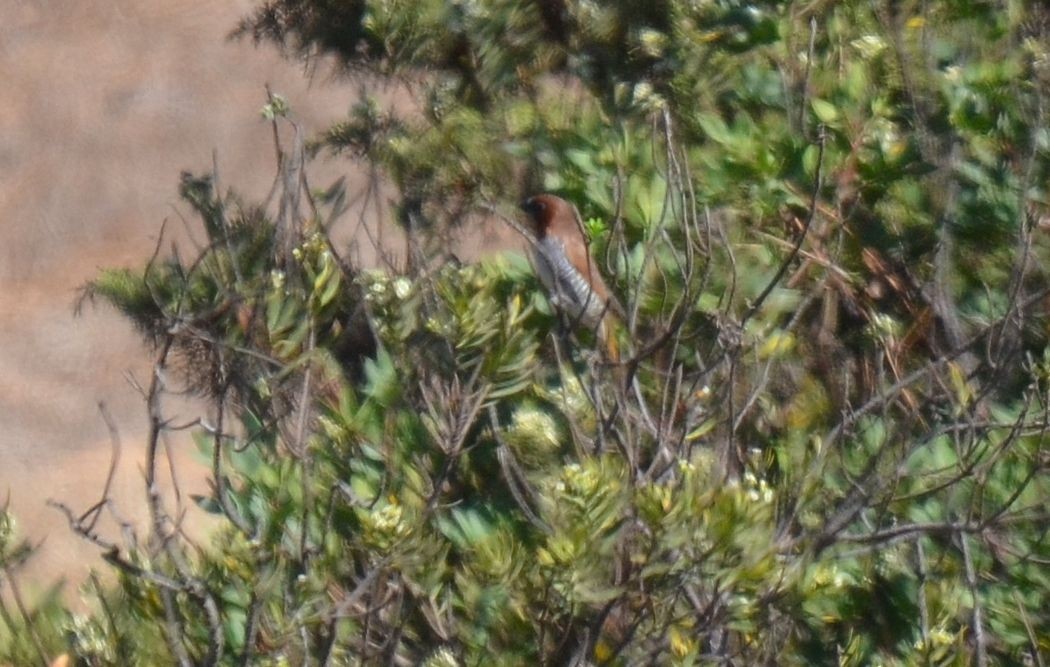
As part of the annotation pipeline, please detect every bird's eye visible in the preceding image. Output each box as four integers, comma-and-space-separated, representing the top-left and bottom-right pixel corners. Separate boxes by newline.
520, 197, 547, 217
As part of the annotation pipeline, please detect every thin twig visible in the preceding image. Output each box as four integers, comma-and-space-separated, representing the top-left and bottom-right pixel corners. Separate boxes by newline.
960, 531, 988, 667
1012, 589, 1045, 667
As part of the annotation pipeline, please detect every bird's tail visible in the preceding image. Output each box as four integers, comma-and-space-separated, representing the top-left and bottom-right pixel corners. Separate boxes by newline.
598, 312, 622, 363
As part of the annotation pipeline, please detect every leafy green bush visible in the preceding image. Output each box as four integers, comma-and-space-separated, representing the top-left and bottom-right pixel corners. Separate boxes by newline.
4, 1, 1050, 665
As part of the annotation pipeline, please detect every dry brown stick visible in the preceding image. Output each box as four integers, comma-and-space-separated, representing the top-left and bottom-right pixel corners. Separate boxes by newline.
142, 337, 225, 666
69, 402, 123, 534
960, 531, 988, 666
1013, 588, 1045, 667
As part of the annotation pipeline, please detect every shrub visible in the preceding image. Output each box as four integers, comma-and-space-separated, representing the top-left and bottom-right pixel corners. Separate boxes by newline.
4, 1, 1049, 665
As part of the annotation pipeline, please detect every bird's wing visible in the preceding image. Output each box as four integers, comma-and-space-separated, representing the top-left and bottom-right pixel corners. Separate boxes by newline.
563, 238, 631, 320
561, 237, 610, 303
534, 238, 591, 307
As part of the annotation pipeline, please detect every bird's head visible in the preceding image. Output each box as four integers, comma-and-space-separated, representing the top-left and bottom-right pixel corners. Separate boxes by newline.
519, 194, 568, 238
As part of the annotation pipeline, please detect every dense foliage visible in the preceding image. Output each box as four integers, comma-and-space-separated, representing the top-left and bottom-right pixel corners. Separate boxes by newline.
3, 0, 1050, 665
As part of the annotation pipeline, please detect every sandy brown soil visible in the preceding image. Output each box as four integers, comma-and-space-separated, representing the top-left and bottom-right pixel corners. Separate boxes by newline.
0, 0, 379, 597
1, 1, 521, 606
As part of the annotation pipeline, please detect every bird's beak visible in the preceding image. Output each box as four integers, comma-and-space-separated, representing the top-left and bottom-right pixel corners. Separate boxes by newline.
518, 199, 532, 214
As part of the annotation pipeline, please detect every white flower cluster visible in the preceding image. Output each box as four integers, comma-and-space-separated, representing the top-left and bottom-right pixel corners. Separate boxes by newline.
371, 503, 405, 533
422, 647, 461, 667
270, 269, 286, 291
913, 627, 955, 652
291, 232, 328, 263
543, 374, 595, 431
1024, 37, 1050, 73
851, 35, 887, 60
505, 405, 561, 456
742, 471, 773, 504
634, 28, 669, 59
810, 563, 851, 589
631, 81, 667, 112
557, 462, 601, 497
865, 311, 900, 342
358, 501, 410, 549
361, 270, 412, 303
66, 614, 115, 662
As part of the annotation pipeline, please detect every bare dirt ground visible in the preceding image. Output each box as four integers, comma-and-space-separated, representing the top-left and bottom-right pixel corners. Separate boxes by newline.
0, 0, 384, 599
1, 1, 519, 605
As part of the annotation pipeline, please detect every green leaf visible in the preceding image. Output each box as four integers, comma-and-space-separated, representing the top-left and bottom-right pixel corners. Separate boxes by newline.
697, 112, 732, 144
191, 494, 223, 515
811, 98, 839, 123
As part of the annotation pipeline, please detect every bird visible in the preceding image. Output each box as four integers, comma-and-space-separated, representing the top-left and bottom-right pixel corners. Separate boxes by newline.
519, 194, 624, 357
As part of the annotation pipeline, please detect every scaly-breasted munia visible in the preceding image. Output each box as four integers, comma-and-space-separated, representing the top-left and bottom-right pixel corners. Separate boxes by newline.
520, 194, 624, 356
